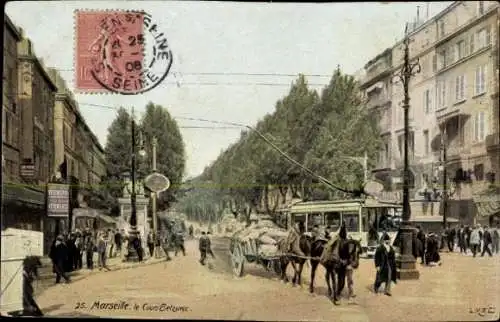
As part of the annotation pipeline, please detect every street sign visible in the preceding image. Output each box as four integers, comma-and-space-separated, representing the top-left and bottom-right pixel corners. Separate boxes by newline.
144, 173, 170, 193
364, 180, 384, 195
20, 163, 35, 178
47, 183, 70, 217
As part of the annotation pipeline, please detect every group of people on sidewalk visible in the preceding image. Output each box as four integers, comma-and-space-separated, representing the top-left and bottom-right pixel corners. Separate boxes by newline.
47, 228, 128, 284
440, 223, 499, 257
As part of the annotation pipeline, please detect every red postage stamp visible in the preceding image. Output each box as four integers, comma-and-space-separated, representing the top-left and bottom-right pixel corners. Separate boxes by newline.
75, 10, 172, 95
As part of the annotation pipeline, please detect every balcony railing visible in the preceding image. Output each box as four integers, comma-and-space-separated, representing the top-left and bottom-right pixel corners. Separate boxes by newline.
486, 132, 499, 150
365, 58, 392, 83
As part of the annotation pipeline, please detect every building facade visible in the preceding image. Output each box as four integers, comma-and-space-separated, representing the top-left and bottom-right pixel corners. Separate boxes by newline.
46, 68, 107, 244
361, 1, 500, 224
2, 21, 58, 232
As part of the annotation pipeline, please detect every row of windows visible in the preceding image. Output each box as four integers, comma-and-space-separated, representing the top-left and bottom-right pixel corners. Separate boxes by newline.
424, 64, 488, 113
380, 110, 489, 166
436, 26, 491, 72
2, 108, 19, 147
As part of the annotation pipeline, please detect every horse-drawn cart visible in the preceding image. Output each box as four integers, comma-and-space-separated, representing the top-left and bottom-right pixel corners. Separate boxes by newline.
229, 220, 288, 277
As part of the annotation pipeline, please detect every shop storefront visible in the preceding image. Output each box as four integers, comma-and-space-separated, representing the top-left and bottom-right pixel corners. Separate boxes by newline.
1, 185, 45, 232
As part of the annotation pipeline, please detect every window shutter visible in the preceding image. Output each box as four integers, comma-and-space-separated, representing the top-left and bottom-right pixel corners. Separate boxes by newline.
432, 55, 437, 72
462, 75, 466, 100
455, 76, 460, 101
482, 65, 487, 93
485, 27, 491, 46
470, 34, 475, 53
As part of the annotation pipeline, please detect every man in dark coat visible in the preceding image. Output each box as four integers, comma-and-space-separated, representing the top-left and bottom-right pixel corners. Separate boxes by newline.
481, 226, 493, 257
447, 224, 456, 252
374, 234, 397, 296
458, 225, 466, 253
21, 256, 43, 316
49, 235, 71, 284
415, 226, 426, 264
199, 232, 208, 265
425, 233, 441, 265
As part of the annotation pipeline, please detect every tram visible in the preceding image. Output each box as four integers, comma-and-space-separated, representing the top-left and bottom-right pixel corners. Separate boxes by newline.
276, 198, 402, 257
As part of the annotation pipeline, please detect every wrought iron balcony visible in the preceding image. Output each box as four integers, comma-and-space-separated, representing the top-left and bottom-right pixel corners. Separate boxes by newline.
485, 132, 499, 150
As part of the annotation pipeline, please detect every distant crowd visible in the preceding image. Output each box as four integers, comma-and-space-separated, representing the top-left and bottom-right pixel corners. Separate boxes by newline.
440, 223, 499, 257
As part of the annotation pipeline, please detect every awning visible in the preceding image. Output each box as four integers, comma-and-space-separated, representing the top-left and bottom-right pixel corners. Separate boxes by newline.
72, 208, 118, 224
2, 184, 45, 206
473, 187, 500, 218
366, 81, 384, 94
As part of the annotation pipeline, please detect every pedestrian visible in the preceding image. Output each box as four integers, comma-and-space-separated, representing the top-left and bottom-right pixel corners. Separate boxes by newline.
199, 231, 208, 265
373, 234, 397, 296
97, 233, 110, 271
415, 226, 426, 264
458, 225, 466, 254
114, 229, 122, 257
161, 232, 172, 261
492, 223, 500, 255
447, 224, 456, 252
22, 256, 43, 316
49, 235, 71, 284
174, 230, 186, 256
465, 225, 471, 251
85, 233, 95, 270
205, 232, 215, 262
470, 225, 481, 258
480, 225, 493, 257
147, 231, 155, 258
189, 225, 194, 239
75, 233, 83, 270
424, 233, 441, 266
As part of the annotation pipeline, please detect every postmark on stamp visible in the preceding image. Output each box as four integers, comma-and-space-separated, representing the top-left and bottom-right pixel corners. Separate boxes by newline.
75, 10, 173, 95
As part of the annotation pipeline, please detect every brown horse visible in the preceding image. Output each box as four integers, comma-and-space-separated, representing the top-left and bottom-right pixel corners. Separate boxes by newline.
309, 238, 362, 305
277, 234, 312, 287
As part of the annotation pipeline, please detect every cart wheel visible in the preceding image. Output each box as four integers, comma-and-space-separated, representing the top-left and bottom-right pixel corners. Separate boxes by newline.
231, 242, 245, 277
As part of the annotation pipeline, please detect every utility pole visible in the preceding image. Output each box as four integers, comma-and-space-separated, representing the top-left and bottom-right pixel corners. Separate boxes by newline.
395, 23, 420, 280
151, 137, 159, 258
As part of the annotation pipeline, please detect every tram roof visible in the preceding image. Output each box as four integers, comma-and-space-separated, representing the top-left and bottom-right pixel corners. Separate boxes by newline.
285, 198, 401, 213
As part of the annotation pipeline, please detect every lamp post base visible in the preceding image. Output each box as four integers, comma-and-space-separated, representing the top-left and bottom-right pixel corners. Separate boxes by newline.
123, 229, 140, 262
396, 225, 420, 280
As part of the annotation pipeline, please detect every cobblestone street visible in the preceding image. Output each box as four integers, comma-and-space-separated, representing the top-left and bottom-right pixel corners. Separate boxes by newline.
35, 239, 500, 321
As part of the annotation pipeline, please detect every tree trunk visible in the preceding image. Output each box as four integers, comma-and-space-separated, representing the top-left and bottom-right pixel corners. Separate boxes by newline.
229, 199, 238, 218
278, 185, 288, 205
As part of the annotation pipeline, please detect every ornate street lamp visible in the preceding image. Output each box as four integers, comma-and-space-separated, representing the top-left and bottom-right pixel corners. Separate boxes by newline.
125, 107, 146, 262
393, 24, 421, 280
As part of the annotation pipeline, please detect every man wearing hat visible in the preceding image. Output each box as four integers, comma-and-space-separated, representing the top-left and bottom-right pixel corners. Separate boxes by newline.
48, 235, 70, 284
374, 234, 396, 296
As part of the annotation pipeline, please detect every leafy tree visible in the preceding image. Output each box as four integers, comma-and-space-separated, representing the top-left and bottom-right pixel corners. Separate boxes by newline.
102, 107, 136, 215
140, 102, 186, 211
190, 68, 382, 223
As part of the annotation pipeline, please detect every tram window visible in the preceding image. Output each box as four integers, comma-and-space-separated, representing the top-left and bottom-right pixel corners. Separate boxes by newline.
343, 213, 359, 232
325, 212, 341, 231
361, 208, 376, 231
309, 213, 323, 230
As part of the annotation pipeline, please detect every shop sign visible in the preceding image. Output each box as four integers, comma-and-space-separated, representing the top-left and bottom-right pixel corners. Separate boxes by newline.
47, 183, 70, 217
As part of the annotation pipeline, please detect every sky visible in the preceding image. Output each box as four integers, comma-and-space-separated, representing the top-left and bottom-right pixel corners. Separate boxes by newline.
6, 1, 453, 179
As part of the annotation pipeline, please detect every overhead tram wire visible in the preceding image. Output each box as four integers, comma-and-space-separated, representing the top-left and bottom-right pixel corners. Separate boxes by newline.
52, 68, 332, 78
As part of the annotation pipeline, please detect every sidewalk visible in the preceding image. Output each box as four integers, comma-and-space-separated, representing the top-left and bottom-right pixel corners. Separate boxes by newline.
34, 254, 167, 297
